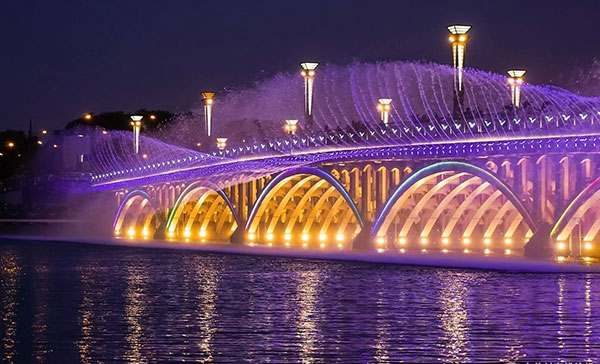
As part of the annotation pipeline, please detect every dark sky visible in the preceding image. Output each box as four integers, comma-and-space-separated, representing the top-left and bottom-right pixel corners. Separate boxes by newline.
2, 0, 599, 131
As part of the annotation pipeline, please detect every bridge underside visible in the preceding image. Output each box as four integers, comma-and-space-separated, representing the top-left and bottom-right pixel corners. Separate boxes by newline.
111, 158, 600, 262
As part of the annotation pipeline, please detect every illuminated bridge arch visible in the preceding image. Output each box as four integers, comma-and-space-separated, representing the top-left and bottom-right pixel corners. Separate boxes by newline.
246, 167, 363, 248
113, 190, 160, 239
551, 177, 600, 257
165, 181, 239, 241
372, 162, 535, 255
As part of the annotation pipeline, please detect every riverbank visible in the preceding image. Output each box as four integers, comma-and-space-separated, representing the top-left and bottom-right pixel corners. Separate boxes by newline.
1, 234, 598, 273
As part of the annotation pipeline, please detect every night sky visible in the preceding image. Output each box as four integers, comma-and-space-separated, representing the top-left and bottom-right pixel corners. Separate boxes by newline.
2, 0, 599, 131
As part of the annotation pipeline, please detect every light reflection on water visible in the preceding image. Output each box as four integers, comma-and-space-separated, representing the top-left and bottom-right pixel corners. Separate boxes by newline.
0, 240, 600, 363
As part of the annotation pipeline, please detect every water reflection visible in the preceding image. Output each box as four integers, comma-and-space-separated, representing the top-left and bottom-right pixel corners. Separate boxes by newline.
124, 262, 149, 362
294, 270, 320, 363
438, 271, 470, 362
0, 241, 600, 362
1, 252, 20, 364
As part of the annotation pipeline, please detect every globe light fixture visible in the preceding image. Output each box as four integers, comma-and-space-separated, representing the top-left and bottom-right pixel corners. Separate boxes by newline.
202, 92, 216, 137
130, 115, 143, 154
377, 99, 392, 125
507, 70, 526, 108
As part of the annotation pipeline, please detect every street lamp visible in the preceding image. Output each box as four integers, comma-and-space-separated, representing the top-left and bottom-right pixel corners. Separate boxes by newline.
6, 141, 14, 148
507, 70, 526, 108
447, 25, 471, 92
130, 115, 143, 154
300, 62, 318, 129
377, 99, 392, 125
202, 92, 216, 137
216, 137, 227, 150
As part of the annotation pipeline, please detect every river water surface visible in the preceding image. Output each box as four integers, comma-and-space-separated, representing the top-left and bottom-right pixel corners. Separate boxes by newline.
0, 239, 599, 363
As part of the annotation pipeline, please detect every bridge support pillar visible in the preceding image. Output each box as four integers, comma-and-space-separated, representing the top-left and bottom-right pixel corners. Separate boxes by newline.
523, 222, 553, 259
351, 222, 375, 252
230, 220, 246, 245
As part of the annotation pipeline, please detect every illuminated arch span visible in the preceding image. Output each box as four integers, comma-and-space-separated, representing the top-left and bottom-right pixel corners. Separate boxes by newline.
165, 181, 239, 234
113, 190, 158, 234
246, 166, 364, 232
551, 176, 600, 241
371, 161, 535, 238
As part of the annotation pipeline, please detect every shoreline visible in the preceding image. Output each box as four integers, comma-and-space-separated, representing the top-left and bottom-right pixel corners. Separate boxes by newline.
1, 234, 598, 273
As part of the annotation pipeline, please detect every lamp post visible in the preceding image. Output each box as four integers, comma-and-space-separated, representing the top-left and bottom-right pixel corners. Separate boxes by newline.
285, 119, 298, 155
377, 99, 392, 125
300, 62, 318, 130
216, 137, 227, 150
202, 92, 216, 137
130, 115, 143, 154
507, 70, 526, 108
447, 25, 471, 119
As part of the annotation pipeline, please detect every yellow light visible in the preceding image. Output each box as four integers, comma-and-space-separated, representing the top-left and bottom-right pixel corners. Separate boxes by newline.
505, 249, 511, 255
399, 248, 406, 253
336, 234, 344, 241
319, 234, 327, 241
448, 36, 455, 42
199, 230, 207, 238
249, 242, 255, 247
102, 130, 108, 135
301, 71, 307, 77
557, 256, 565, 262
505, 238, 512, 245
53, 144, 58, 148
302, 242, 307, 248
285, 242, 290, 247
168, 231, 174, 238
37, 140, 42, 145
420, 237, 428, 245
320, 242, 325, 249
284, 234, 291, 241
463, 249, 470, 254
266, 233, 274, 241
248, 233, 255, 241
7, 142, 14, 148
399, 237, 406, 245
442, 238, 449, 245
127, 228, 135, 238
267, 242, 273, 247
442, 249, 448, 254
463, 238, 470, 245
337, 243, 343, 249
183, 230, 191, 238
584, 242, 593, 250
458, 35, 466, 42
377, 248, 385, 253
308, 70, 315, 76
142, 229, 149, 237
149, 114, 156, 120
114, 229, 120, 236
142, 153, 148, 159
484, 238, 491, 245
83, 113, 92, 120
557, 242, 566, 250
421, 249, 427, 253
301, 234, 309, 241
484, 248, 490, 255
583, 256, 591, 262
377, 237, 385, 245
41, 130, 47, 134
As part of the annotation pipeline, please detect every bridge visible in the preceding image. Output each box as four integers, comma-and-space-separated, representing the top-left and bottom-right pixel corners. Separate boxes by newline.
82, 56, 600, 262
97, 131, 600, 261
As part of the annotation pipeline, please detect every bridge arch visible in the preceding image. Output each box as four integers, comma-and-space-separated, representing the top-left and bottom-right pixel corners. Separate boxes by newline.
113, 190, 159, 239
165, 181, 239, 241
551, 176, 600, 257
246, 166, 363, 248
372, 161, 535, 254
